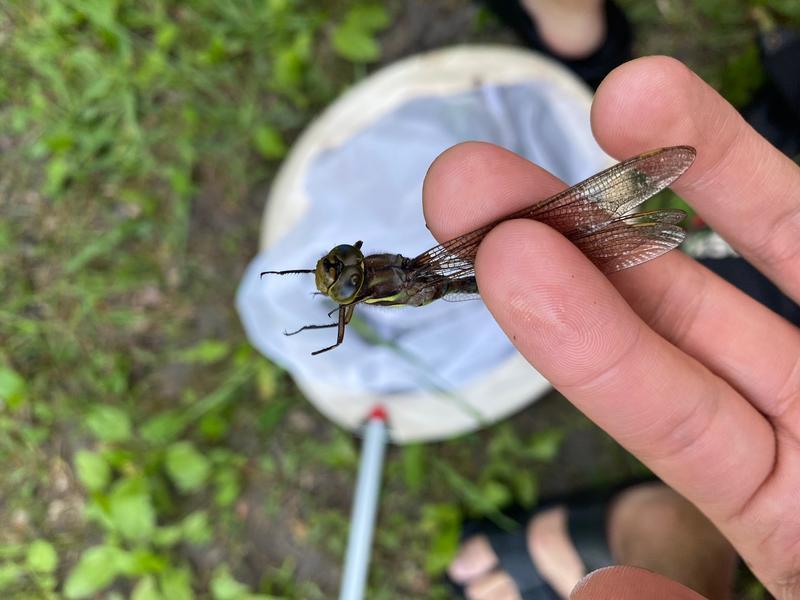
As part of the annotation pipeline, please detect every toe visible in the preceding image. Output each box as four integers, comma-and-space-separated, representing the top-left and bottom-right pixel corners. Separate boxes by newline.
465, 570, 522, 600
447, 534, 499, 583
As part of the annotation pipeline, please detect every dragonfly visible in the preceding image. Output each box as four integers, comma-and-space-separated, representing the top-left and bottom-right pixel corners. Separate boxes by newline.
262, 146, 696, 355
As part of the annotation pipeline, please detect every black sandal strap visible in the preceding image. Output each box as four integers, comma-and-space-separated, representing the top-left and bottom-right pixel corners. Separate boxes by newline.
448, 478, 653, 598
567, 502, 615, 573
487, 528, 559, 599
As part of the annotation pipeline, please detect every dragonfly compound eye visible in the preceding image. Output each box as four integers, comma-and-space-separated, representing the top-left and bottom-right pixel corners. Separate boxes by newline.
314, 258, 336, 295
315, 244, 365, 301
330, 244, 364, 267
328, 265, 364, 304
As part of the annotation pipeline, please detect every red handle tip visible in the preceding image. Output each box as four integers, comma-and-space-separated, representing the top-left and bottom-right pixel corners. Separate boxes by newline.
368, 405, 388, 422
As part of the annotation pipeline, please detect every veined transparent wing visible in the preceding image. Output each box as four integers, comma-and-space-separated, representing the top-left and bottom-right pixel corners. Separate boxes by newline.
410, 145, 695, 284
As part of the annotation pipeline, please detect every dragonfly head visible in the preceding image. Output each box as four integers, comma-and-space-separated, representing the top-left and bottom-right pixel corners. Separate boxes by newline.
315, 241, 365, 304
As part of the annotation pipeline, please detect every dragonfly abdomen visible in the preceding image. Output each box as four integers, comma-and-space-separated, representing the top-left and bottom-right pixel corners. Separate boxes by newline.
440, 276, 478, 297
413, 276, 478, 305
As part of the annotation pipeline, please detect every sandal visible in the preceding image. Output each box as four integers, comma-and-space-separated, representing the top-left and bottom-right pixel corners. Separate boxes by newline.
446, 481, 641, 599
479, 0, 633, 89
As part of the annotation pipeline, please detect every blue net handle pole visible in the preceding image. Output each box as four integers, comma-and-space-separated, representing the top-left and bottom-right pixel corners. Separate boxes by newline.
339, 407, 389, 600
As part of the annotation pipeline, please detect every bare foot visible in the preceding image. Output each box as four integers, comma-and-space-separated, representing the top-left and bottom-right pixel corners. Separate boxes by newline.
521, 0, 606, 59
447, 483, 737, 600
608, 484, 737, 600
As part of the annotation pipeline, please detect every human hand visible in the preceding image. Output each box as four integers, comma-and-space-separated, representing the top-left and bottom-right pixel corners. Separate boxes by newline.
572, 566, 708, 599
423, 56, 800, 598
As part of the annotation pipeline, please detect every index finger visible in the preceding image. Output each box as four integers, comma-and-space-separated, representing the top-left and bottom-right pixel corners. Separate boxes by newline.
592, 56, 800, 301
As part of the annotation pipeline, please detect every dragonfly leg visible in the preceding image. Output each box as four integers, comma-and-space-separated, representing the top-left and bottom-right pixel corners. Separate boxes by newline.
284, 322, 337, 336
343, 303, 355, 324
311, 305, 354, 355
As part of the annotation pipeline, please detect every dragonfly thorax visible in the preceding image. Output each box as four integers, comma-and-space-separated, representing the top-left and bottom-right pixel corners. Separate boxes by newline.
315, 242, 365, 304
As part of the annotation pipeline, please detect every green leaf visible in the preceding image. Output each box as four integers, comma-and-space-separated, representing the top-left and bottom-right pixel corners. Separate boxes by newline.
132, 576, 162, 600
719, 43, 765, 108
85, 406, 132, 443
210, 565, 249, 600
0, 563, 22, 590
44, 156, 70, 196
152, 524, 182, 547
435, 459, 515, 529
0, 365, 26, 409
480, 479, 512, 509
166, 166, 193, 197
199, 412, 228, 441
252, 125, 286, 159
320, 430, 357, 469
526, 429, 565, 462
420, 503, 461, 574
332, 4, 388, 63
45, 130, 74, 153
332, 25, 380, 62
140, 410, 187, 445
255, 362, 278, 401
346, 5, 390, 30
182, 511, 212, 545
64, 545, 125, 599
213, 467, 240, 507
513, 472, 538, 508
257, 399, 288, 432
175, 339, 230, 364
402, 443, 425, 492
108, 477, 156, 542
160, 567, 194, 600
155, 23, 178, 50
273, 44, 306, 90
26, 540, 58, 573
124, 549, 168, 576
166, 442, 211, 492
75, 449, 111, 492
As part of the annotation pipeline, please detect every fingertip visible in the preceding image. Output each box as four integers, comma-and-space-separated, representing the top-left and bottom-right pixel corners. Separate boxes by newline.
422, 141, 506, 241
591, 56, 706, 157
422, 141, 565, 242
571, 566, 708, 599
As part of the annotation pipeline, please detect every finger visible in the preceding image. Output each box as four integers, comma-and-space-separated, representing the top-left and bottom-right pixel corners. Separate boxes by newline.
423, 143, 800, 435
571, 566, 708, 600
592, 55, 800, 302
474, 217, 774, 519
422, 141, 565, 241
609, 254, 800, 436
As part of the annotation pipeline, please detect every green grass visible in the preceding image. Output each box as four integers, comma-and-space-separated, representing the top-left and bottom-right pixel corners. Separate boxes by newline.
0, 0, 797, 598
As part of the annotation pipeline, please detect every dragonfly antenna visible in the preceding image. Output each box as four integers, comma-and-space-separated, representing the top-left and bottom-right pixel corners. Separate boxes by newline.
260, 269, 314, 278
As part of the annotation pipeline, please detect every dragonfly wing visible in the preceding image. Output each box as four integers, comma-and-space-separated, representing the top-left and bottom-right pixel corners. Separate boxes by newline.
409, 146, 695, 290
441, 291, 482, 303
411, 146, 695, 270
570, 209, 687, 273
527, 146, 696, 233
